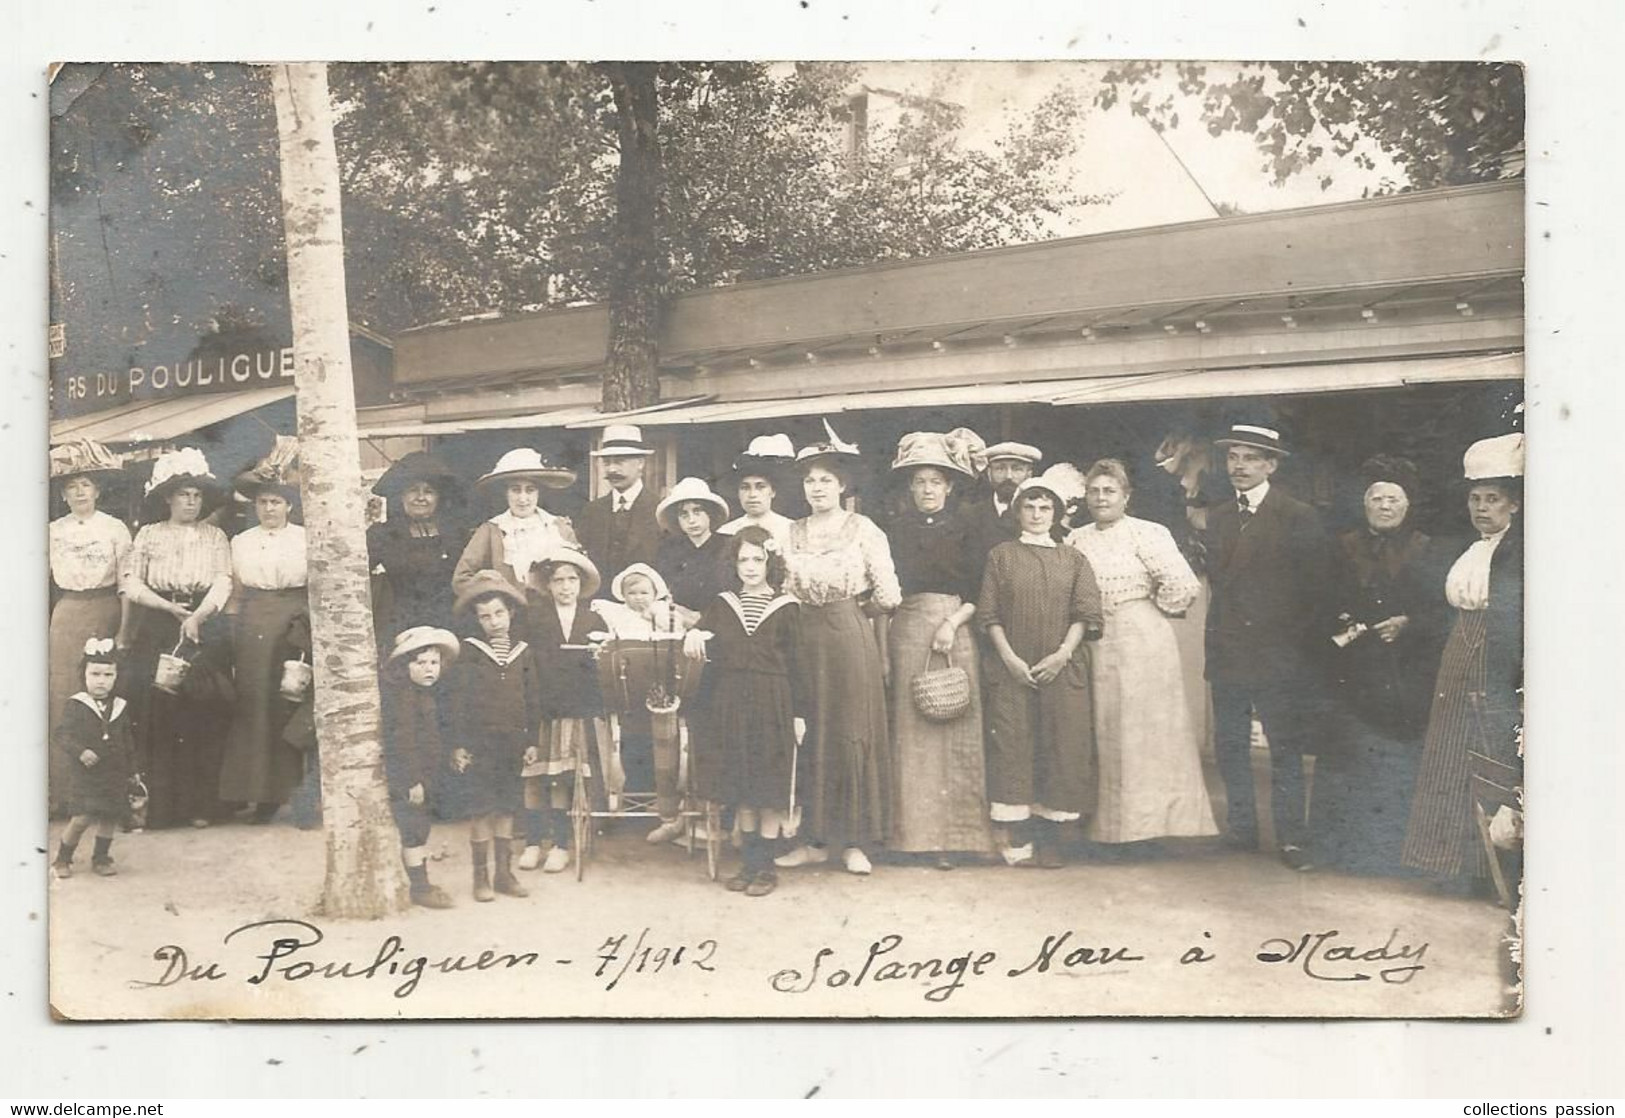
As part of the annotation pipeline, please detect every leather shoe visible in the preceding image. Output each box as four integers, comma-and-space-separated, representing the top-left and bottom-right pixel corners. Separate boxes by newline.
1280, 845, 1315, 872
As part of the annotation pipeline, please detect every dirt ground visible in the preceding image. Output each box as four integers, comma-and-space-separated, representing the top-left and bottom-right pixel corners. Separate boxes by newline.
46, 796, 1517, 1021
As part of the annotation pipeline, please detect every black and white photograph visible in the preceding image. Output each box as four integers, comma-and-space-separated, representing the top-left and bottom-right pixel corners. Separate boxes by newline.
41, 56, 1530, 1022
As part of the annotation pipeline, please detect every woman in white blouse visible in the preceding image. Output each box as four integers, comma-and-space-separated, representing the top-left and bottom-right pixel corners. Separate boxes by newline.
1067, 458, 1219, 847
122, 448, 235, 829
218, 463, 310, 823
47, 440, 132, 817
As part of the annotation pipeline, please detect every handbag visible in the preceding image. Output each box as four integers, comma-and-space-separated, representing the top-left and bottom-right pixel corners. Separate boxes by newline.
910, 648, 972, 723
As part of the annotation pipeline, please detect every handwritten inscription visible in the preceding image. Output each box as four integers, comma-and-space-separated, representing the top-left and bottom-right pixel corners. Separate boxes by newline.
1254, 928, 1429, 984
131, 922, 1431, 1004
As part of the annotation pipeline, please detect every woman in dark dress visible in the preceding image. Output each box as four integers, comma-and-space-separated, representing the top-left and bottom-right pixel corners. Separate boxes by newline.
978, 468, 1104, 868
653, 476, 731, 628
1311, 455, 1445, 874
883, 431, 994, 866
1402, 434, 1524, 892
368, 452, 471, 638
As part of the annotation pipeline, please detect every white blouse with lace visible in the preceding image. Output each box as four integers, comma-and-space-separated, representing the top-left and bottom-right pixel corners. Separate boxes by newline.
1066, 516, 1198, 617
785, 512, 902, 610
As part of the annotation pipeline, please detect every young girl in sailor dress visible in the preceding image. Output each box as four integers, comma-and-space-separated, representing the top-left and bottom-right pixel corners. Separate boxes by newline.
684, 526, 805, 896
52, 639, 135, 879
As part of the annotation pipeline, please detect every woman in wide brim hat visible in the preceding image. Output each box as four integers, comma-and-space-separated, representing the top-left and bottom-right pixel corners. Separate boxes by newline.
720, 434, 798, 543
454, 449, 581, 627
1402, 433, 1525, 892
122, 446, 237, 829
140, 446, 229, 523
219, 444, 312, 823
47, 440, 134, 818
654, 478, 732, 623
883, 431, 995, 864
777, 418, 903, 877
475, 447, 579, 491
370, 452, 472, 636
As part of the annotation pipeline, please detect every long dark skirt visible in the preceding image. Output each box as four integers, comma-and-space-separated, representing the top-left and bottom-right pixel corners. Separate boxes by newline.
1309, 713, 1422, 875
125, 602, 232, 829
218, 588, 308, 806
48, 588, 122, 815
1402, 610, 1518, 880
797, 598, 890, 846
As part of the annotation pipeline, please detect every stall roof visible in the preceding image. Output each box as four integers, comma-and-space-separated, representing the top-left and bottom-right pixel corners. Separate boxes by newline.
563, 352, 1522, 428
49, 385, 296, 447
357, 394, 715, 438
392, 181, 1524, 392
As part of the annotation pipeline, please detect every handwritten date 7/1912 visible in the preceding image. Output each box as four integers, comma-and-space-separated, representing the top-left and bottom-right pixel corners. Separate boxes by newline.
596, 928, 718, 991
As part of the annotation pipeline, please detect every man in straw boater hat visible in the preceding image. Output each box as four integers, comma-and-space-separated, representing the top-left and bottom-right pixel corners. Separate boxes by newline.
1204, 421, 1331, 872
717, 433, 797, 547
48, 439, 132, 817
574, 423, 661, 591
969, 441, 1042, 557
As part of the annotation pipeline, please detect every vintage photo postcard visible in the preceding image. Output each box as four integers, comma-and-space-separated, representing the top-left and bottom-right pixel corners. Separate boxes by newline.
45, 59, 1524, 1020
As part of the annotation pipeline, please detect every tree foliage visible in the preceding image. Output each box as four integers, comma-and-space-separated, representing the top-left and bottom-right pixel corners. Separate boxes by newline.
53, 62, 1092, 389
1094, 61, 1524, 194
326, 62, 1091, 334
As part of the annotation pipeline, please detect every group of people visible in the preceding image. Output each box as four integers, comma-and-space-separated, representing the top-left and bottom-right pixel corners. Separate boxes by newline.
46, 415, 1524, 910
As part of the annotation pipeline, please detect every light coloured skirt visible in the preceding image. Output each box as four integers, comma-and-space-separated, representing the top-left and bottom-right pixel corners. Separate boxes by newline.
888, 592, 994, 853
1087, 597, 1219, 843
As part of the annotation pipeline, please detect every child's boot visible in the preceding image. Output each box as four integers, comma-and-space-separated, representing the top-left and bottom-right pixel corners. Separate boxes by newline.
406, 862, 454, 909
492, 837, 530, 898
726, 832, 758, 892
52, 839, 76, 879
471, 840, 495, 902
91, 836, 117, 877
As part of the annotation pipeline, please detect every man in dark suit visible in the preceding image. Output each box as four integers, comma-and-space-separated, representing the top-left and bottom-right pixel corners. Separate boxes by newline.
967, 442, 1041, 556
1204, 423, 1330, 871
574, 424, 661, 593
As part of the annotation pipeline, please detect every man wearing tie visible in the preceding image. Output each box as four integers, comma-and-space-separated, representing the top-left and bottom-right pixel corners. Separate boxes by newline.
574, 424, 661, 593
1204, 422, 1330, 871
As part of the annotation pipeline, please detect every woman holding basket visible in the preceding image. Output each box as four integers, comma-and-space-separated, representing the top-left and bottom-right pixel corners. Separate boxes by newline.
883, 430, 994, 867
120, 448, 235, 830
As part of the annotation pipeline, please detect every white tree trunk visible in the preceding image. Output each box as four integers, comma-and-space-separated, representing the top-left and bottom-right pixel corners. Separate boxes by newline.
271, 62, 407, 919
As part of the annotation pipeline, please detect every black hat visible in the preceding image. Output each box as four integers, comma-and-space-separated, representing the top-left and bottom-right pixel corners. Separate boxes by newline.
373, 451, 466, 504
1359, 454, 1421, 500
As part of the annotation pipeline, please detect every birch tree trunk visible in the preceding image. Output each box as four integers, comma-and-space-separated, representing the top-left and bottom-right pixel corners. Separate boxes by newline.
601, 62, 665, 412
271, 62, 407, 919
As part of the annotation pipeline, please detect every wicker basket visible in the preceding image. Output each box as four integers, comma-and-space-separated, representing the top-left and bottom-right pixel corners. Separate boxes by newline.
910, 649, 972, 723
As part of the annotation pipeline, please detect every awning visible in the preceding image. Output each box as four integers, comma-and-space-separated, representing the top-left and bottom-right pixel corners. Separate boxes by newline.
1045, 351, 1523, 405
357, 394, 716, 438
49, 385, 296, 447
565, 352, 1523, 428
